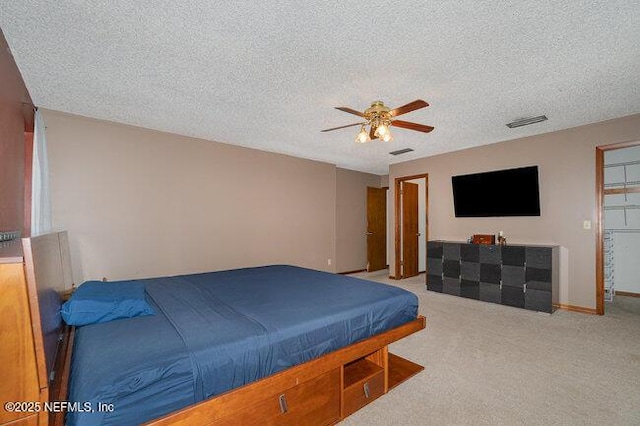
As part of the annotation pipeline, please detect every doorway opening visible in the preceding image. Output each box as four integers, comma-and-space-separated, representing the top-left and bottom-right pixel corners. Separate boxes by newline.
596, 140, 640, 315
394, 173, 429, 279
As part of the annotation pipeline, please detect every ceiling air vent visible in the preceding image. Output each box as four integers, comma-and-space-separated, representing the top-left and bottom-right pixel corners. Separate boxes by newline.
506, 115, 548, 128
389, 148, 414, 156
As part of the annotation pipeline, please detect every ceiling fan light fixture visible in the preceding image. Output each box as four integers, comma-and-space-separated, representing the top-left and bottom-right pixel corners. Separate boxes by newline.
374, 122, 390, 138
355, 125, 371, 143
322, 99, 433, 143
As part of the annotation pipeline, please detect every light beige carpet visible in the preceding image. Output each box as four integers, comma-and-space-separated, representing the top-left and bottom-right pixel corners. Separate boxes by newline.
340, 271, 640, 426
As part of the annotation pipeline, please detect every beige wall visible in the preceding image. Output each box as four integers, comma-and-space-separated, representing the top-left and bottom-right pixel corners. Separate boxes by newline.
389, 113, 640, 309
335, 168, 380, 273
45, 110, 353, 282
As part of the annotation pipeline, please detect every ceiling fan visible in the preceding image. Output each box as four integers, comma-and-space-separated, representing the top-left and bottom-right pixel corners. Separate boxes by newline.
321, 99, 434, 143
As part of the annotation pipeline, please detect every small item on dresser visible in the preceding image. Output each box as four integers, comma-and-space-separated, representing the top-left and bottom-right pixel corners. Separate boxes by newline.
472, 234, 496, 245
472, 234, 495, 245
497, 230, 507, 246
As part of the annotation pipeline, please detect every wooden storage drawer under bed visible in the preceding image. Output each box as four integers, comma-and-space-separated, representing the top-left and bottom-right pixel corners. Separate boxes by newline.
342, 358, 385, 417
209, 368, 341, 426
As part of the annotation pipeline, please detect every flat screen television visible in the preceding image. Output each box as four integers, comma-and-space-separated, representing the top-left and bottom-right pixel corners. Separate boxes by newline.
452, 166, 541, 217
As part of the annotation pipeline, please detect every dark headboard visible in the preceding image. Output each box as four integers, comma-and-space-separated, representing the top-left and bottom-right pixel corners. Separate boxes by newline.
22, 231, 73, 384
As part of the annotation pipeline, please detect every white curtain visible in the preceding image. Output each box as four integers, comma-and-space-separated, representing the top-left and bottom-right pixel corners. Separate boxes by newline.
31, 109, 52, 236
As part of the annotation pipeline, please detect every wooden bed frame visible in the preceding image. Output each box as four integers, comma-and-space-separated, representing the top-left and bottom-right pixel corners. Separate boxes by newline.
1, 231, 426, 425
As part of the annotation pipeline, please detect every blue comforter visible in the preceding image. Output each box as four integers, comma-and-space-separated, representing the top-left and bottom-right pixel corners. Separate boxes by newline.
67, 265, 418, 425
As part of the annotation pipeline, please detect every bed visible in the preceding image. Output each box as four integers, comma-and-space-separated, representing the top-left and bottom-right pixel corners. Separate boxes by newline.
3, 231, 426, 426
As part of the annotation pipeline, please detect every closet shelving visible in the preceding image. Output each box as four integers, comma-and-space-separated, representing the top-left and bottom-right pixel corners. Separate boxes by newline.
603, 159, 640, 301
603, 231, 615, 302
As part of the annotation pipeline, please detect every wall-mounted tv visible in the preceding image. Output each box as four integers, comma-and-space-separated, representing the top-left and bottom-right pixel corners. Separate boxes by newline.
452, 166, 541, 217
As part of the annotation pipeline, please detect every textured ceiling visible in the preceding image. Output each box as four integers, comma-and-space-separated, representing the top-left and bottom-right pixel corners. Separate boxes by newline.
1, 1, 639, 174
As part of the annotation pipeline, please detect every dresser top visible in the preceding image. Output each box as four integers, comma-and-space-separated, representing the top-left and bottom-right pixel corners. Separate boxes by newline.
430, 240, 559, 248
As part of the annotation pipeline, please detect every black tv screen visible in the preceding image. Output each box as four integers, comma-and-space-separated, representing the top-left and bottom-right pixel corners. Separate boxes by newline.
452, 166, 541, 217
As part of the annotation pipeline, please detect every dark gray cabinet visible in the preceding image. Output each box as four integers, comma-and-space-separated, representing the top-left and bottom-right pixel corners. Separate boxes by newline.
427, 241, 558, 313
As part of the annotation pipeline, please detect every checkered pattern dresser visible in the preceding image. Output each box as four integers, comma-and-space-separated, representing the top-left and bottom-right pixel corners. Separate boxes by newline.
427, 241, 559, 313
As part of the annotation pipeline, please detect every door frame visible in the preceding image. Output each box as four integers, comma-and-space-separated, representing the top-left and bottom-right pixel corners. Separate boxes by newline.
394, 173, 429, 279
595, 139, 640, 315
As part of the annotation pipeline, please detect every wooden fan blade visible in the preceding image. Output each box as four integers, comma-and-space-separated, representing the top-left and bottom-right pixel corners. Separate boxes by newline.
391, 120, 434, 133
335, 107, 366, 117
321, 122, 364, 132
390, 100, 429, 117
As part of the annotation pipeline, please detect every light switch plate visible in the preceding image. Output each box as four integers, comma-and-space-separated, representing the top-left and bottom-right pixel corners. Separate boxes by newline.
583, 220, 592, 230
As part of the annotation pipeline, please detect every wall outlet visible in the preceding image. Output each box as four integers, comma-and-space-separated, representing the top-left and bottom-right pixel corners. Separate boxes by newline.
583, 220, 592, 230
327, 259, 332, 266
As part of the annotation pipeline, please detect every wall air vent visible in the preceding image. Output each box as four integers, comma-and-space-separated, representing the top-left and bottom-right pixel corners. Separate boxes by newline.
389, 148, 414, 156
506, 115, 548, 128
